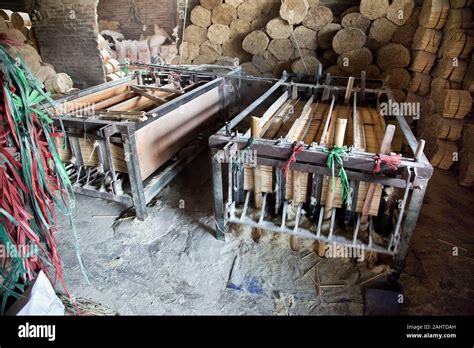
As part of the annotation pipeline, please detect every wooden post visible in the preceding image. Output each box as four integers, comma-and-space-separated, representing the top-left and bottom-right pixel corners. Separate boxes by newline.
344, 77, 355, 104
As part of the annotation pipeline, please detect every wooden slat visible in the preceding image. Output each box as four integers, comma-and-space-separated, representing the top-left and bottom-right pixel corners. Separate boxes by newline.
93, 91, 137, 110
59, 79, 136, 113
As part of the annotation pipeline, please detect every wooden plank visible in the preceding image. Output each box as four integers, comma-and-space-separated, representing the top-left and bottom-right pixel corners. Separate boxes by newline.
108, 89, 172, 112
78, 137, 128, 173
60, 79, 136, 113
93, 91, 137, 110
275, 100, 305, 139
284, 98, 316, 203
260, 92, 289, 128
303, 103, 327, 144
135, 87, 220, 180
262, 100, 294, 139
361, 125, 396, 224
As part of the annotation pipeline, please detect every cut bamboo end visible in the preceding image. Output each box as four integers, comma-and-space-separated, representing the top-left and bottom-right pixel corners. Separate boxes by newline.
419, 0, 450, 29
440, 89, 473, 119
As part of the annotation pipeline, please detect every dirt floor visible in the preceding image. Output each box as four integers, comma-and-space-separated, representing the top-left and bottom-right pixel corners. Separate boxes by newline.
401, 170, 474, 315
56, 153, 474, 315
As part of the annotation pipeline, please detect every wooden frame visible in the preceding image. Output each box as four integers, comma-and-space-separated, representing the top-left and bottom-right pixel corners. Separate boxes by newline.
52, 65, 241, 220
209, 74, 433, 267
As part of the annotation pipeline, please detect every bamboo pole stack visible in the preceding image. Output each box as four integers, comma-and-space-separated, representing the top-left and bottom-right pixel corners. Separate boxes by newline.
98, 34, 122, 81
416, 0, 474, 173
179, 0, 423, 83
1, 11, 75, 95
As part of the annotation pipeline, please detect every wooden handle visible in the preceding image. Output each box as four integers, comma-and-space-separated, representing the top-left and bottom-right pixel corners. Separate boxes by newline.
415, 139, 426, 161
344, 77, 355, 105
251, 116, 261, 138
379, 124, 396, 155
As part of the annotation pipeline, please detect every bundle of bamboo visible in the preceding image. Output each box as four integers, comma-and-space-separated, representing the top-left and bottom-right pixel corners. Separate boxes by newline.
413, 0, 473, 173
1, 11, 75, 95
176, 1, 421, 107
0, 42, 87, 314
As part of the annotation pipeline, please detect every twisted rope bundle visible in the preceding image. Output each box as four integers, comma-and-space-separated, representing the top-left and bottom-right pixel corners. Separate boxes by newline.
373, 153, 402, 174
283, 142, 305, 178
0, 41, 88, 313
323, 146, 351, 205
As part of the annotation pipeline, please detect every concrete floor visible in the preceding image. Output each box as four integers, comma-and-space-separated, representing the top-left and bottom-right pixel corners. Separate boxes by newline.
57, 152, 474, 315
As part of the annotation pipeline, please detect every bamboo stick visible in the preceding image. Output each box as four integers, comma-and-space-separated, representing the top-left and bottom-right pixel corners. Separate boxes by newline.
323, 118, 348, 224
361, 125, 396, 225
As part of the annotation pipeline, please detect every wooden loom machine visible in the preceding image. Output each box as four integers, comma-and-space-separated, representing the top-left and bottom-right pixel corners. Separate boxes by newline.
210, 71, 433, 264
52, 65, 240, 219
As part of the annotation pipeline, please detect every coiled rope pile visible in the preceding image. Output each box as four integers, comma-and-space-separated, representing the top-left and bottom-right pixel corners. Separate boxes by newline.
0, 37, 88, 313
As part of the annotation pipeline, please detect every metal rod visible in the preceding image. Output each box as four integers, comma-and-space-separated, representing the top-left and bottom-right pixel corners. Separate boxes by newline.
393, 171, 413, 240
317, 207, 324, 237
226, 77, 288, 130
353, 214, 361, 245
328, 208, 336, 240
259, 193, 268, 224
241, 191, 251, 219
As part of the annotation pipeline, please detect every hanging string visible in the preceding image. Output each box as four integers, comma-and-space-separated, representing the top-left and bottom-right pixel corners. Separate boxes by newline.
0, 41, 88, 313
373, 153, 402, 174
283, 142, 305, 177
323, 146, 351, 204
279, 0, 309, 75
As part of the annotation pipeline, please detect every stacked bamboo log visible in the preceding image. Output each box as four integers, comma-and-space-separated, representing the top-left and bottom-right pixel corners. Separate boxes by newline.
98, 34, 122, 81
98, 19, 121, 32
1, 10, 75, 95
415, 0, 474, 173
178, 0, 421, 82
0, 10, 37, 48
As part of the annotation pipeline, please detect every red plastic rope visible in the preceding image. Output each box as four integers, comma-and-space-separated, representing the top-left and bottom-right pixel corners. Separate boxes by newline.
0, 33, 23, 49
373, 153, 402, 174
283, 142, 305, 177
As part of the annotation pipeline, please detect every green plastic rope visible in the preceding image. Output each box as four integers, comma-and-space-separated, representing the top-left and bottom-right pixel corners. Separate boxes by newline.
323, 146, 351, 205
232, 137, 255, 174
0, 44, 90, 313
120, 59, 130, 76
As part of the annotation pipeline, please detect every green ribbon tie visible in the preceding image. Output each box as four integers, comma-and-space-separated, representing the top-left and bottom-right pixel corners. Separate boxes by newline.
323, 145, 351, 205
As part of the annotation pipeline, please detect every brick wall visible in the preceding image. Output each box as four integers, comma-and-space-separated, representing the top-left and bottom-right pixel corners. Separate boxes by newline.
97, 0, 178, 40
26, 0, 105, 88
1, 0, 27, 12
